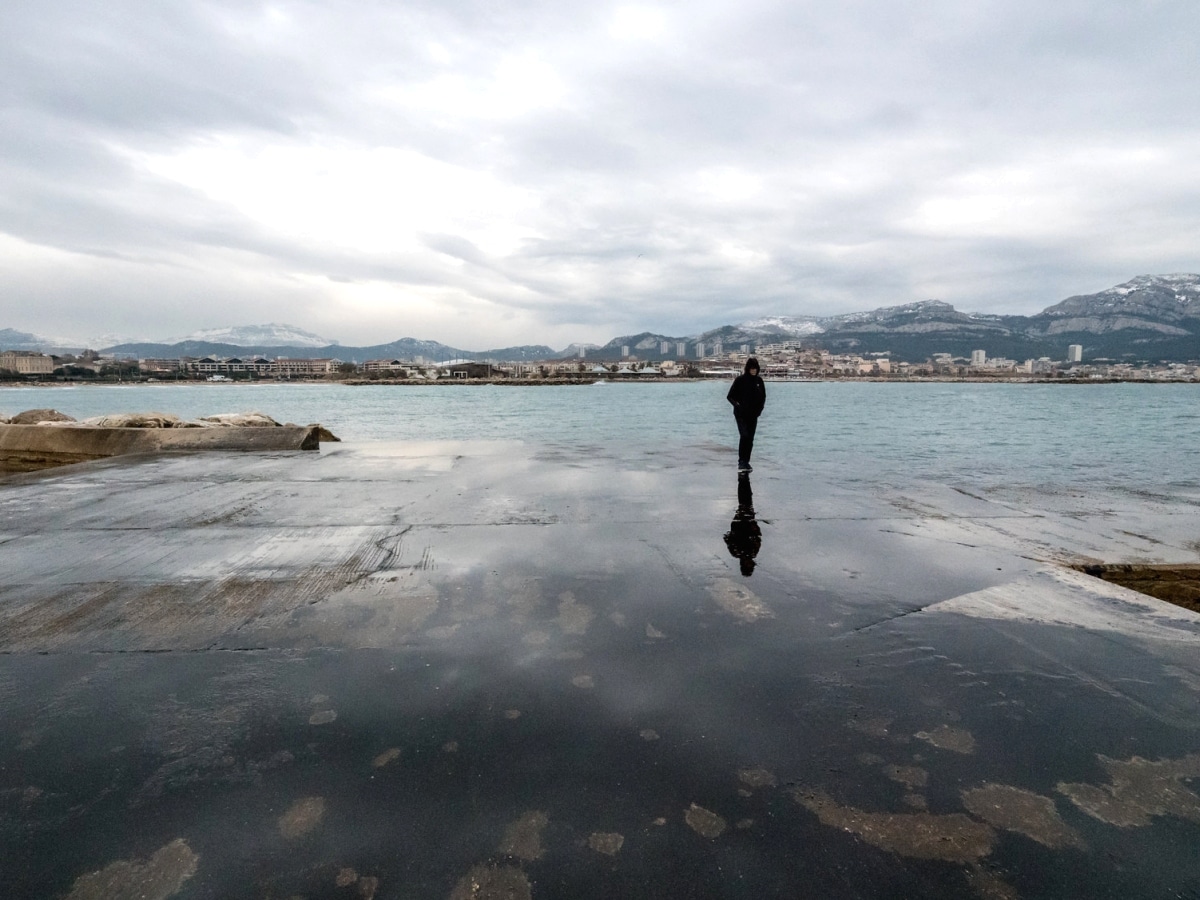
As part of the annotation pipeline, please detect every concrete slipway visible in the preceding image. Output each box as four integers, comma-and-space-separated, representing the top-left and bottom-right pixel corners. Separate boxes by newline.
0, 442, 1198, 899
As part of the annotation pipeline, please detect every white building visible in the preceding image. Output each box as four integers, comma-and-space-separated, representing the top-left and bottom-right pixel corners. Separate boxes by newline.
676, 342, 686, 357
1067, 344, 1083, 363
970, 349, 987, 367
0, 351, 56, 374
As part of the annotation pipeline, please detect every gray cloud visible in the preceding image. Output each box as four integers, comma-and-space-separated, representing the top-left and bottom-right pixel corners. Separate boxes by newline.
1, 0, 1198, 349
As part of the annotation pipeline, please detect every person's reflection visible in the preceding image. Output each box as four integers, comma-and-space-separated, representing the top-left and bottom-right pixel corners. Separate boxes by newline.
724, 472, 762, 576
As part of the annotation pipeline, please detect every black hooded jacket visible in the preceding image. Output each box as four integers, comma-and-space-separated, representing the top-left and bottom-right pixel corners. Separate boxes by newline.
726, 359, 766, 418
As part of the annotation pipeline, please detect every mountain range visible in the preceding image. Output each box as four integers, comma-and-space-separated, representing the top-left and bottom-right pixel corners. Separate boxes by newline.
4, 275, 1199, 364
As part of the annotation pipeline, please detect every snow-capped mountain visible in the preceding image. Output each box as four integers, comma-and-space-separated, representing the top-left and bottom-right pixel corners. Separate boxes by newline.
561, 342, 602, 356
739, 316, 826, 337
1029, 274, 1200, 336
172, 323, 335, 348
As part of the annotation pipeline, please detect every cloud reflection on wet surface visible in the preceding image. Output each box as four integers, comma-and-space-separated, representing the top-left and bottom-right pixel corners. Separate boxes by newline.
0, 443, 1199, 897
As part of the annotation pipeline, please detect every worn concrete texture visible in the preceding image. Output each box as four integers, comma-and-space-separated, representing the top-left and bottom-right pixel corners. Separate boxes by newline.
1, 442, 1199, 899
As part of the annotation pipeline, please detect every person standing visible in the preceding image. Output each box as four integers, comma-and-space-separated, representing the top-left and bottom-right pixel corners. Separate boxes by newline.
726, 357, 766, 473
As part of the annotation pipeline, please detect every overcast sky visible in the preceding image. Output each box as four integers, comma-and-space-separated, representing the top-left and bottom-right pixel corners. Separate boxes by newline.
3, 0, 1198, 349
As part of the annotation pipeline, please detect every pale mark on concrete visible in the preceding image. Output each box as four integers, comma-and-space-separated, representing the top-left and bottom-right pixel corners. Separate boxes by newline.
309, 709, 337, 725
449, 865, 532, 900
372, 747, 401, 768
883, 764, 928, 790
792, 789, 995, 863
645, 623, 665, 639
847, 716, 893, 738
709, 577, 774, 622
571, 674, 595, 689
915, 724, 976, 754
65, 838, 198, 900
640, 728, 660, 741
1057, 753, 1200, 826
902, 793, 928, 810
588, 831, 624, 855
962, 783, 1085, 849
685, 803, 726, 839
498, 810, 549, 860
557, 591, 595, 635
278, 796, 325, 839
738, 767, 777, 789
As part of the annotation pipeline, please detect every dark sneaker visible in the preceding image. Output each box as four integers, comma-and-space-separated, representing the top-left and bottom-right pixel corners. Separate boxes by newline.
738, 463, 752, 473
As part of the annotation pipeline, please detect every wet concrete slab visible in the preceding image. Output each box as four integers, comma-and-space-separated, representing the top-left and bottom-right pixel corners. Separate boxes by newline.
1, 443, 1199, 898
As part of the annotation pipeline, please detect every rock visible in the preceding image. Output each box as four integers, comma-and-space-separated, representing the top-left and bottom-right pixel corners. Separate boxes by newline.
10, 408, 76, 425
77, 413, 194, 429
310, 425, 341, 442
198, 412, 281, 427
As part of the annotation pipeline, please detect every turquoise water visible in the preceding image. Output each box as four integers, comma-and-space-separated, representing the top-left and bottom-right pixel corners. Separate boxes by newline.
3, 381, 1197, 491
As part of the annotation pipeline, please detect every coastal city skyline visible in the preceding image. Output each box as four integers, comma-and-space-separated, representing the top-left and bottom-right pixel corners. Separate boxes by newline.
3, 2, 1199, 350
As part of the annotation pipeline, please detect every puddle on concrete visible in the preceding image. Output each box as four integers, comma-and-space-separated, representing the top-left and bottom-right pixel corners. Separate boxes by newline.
962, 783, 1085, 849
65, 838, 197, 900
278, 796, 326, 839
498, 810, 548, 860
915, 724, 977, 754
792, 789, 996, 863
587, 832, 624, 855
1057, 753, 1200, 827
684, 803, 726, 839
1076, 564, 1200, 614
449, 865, 532, 900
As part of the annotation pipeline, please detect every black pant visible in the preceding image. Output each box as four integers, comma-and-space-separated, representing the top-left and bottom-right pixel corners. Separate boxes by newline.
734, 409, 758, 465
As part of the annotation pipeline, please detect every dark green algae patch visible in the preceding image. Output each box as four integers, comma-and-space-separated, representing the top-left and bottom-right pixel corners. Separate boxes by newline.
1, 444, 1199, 898
1076, 563, 1200, 615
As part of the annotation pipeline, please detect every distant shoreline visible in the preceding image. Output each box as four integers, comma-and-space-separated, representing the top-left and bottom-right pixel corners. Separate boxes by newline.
2, 375, 1197, 389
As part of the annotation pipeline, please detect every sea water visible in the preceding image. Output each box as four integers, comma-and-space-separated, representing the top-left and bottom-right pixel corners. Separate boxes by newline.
2, 381, 1197, 493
